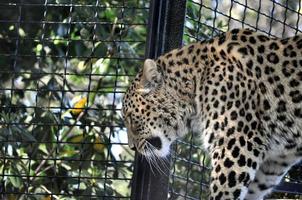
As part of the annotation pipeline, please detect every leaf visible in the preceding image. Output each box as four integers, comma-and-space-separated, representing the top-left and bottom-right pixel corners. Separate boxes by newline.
8, 169, 22, 188
93, 136, 106, 153
69, 134, 84, 143
12, 126, 37, 142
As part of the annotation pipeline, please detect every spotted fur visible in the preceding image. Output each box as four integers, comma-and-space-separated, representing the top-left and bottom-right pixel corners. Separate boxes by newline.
122, 29, 302, 200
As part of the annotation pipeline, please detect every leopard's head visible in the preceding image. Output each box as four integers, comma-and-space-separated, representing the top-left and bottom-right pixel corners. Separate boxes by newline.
122, 59, 196, 158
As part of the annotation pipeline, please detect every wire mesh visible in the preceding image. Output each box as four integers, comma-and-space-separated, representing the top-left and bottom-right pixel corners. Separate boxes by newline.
0, 0, 149, 199
168, 0, 302, 199
1, 0, 302, 200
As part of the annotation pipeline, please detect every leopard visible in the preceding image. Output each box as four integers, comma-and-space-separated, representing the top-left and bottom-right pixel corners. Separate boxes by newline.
122, 28, 302, 200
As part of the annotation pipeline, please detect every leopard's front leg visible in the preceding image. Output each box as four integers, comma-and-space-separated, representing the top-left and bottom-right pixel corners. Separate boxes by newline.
208, 137, 264, 200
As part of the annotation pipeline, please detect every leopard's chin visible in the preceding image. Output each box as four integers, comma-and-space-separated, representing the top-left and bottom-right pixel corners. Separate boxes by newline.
141, 134, 173, 158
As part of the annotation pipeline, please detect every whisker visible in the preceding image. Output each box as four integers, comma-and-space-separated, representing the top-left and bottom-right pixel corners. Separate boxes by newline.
144, 141, 170, 176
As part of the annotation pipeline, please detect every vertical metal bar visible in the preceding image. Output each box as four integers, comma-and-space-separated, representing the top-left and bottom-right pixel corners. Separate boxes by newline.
131, 0, 187, 200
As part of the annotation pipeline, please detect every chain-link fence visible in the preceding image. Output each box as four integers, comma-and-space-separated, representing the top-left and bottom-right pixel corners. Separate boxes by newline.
0, 0, 302, 200
0, 0, 148, 199
169, 0, 302, 199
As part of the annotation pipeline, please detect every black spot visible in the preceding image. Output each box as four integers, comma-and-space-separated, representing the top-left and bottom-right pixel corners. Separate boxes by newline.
228, 171, 237, 187
257, 35, 269, 42
220, 50, 227, 59
220, 95, 227, 102
290, 90, 302, 103
269, 42, 279, 50
224, 158, 234, 168
214, 121, 220, 130
257, 45, 265, 53
230, 111, 238, 120
264, 66, 274, 75
176, 50, 183, 57
249, 36, 256, 44
238, 155, 246, 166
252, 162, 258, 169
233, 189, 241, 199
227, 138, 236, 150
211, 89, 218, 96
255, 66, 262, 78
238, 47, 248, 55
253, 149, 260, 157
243, 29, 253, 35
294, 108, 302, 118
213, 112, 218, 120
289, 79, 300, 87
251, 121, 257, 130
263, 100, 271, 110
239, 108, 245, 117
215, 192, 223, 200
246, 113, 253, 122
247, 141, 253, 151
247, 45, 255, 55
218, 35, 226, 45
215, 165, 221, 173
227, 101, 233, 109
165, 53, 172, 58
175, 71, 180, 77
240, 35, 247, 42
232, 146, 240, 158
243, 125, 250, 134
257, 55, 264, 64
228, 65, 234, 73
208, 133, 214, 143
219, 174, 227, 185
213, 184, 218, 193
273, 84, 284, 97
182, 58, 189, 65
239, 136, 246, 147
259, 82, 267, 94
267, 52, 279, 64
276, 100, 286, 113
253, 137, 263, 145
247, 158, 252, 167
218, 138, 224, 145
282, 61, 294, 77
213, 100, 219, 108
227, 127, 235, 136
231, 29, 240, 34
246, 60, 253, 69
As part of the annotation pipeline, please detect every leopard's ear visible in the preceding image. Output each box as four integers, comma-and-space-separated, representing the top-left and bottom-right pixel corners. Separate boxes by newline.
141, 59, 162, 89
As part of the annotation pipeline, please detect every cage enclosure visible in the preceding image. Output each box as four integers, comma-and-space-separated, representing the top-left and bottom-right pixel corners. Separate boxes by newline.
0, 0, 302, 200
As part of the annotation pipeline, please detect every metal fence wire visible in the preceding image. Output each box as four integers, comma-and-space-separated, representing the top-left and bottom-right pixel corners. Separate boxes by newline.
0, 0, 302, 200
0, 0, 149, 199
169, 0, 302, 199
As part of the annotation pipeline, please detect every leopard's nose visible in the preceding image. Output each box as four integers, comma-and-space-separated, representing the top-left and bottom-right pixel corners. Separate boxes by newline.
146, 136, 162, 150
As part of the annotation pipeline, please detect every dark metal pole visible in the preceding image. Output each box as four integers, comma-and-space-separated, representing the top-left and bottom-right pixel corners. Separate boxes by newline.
131, 0, 187, 200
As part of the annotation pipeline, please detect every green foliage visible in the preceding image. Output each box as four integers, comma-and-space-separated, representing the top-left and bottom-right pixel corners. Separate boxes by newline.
0, 0, 148, 198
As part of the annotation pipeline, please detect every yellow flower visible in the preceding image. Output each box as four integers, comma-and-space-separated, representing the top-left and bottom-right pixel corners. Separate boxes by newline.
71, 97, 87, 116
